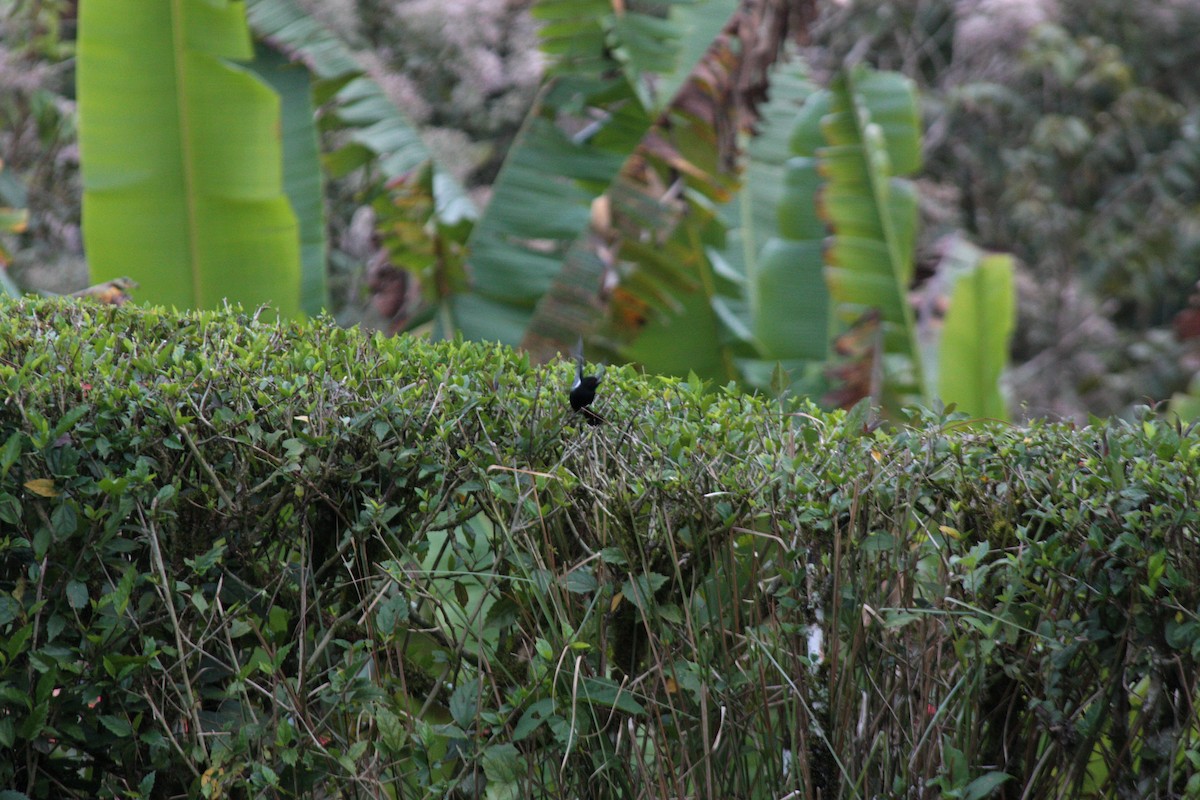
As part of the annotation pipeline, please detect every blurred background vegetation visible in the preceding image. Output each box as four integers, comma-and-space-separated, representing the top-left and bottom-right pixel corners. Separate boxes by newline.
2, 0, 1200, 421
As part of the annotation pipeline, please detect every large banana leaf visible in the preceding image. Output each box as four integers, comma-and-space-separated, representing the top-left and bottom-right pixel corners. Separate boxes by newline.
453, 0, 741, 346
623, 278, 737, 381
243, 0, 359, 78
729, 61, 818, 282
649, 0, 739, 114
820, 68, 924, 410
78, 0, 301, 315
622, 56, 823, 391
720, 66, 831, 394
746, 72, 829, 367
935, 240, 1015, 420
456, 110, 633, 344
620, 185, 749, 382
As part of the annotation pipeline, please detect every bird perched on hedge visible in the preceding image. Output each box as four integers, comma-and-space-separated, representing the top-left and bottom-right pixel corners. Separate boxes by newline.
570, 336, 603, 425
69, 277, 139, 306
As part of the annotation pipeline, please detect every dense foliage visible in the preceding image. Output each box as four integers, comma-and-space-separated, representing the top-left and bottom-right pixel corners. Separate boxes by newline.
2, 299, 1199, 798
813, 0, 1200, 417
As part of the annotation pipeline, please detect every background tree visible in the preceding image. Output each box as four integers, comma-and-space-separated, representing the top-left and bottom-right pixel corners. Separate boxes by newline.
812, 0, 1200, 418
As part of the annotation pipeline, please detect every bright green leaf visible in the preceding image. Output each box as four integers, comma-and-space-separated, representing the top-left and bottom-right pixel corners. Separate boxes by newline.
78, 0, 302, 315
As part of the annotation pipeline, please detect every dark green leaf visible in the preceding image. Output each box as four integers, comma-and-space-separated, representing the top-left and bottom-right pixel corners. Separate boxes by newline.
964, 771, 1012, 800
563, 568, 597, 594
579, 676, 645, 715
449, 678, 480, 729
512, 698, 556, 742
66, 580, 89, 610
620, 572, 668, 613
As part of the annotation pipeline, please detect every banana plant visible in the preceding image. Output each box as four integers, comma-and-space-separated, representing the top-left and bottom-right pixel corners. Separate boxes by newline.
743, 65, 1013, 418
818, 68, 925, 414
449, 0, 744, 348
727, 60, 828, 394
77, 0, 303, 315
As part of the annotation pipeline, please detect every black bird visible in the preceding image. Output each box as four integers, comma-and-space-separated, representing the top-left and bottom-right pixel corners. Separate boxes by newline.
570, 337, 603, 425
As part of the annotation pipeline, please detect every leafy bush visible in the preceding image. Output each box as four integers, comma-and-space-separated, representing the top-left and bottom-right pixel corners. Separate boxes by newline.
1, 298, 1199, 798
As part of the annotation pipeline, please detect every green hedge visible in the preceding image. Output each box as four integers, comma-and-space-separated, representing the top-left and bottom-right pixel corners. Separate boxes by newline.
1, 298, 1198, 798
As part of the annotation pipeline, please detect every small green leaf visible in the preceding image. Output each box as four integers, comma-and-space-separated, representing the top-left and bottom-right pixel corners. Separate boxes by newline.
50, 405, 89, 443
376, 593, 409, 636
482, 741, 524, 789
0, 432, 22, 477
579, 677, 644, 715
51, 502, 78, 537
32, 527, 50, 560
44, 613, 66, 642
4, 624, 32, 660
449, 678, 480, 728
598, 547, 628, 566
376, 706, 407, 752
861, 532, 895, 552
66, 580, 89, 609
185, 539, 227, 576
963, 771, 1012, 800
512, 698, 556, 742
0, 492, 19, 524
620, 572, 668, 613
19, 705, 48, 743
563, 569, 597, 594
0, 718, 16, 750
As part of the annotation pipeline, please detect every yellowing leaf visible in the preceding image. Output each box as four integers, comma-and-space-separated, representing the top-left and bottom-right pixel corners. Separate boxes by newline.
24, 478, 59, 497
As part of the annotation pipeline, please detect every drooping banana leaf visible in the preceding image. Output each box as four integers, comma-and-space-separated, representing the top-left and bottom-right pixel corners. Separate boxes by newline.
607, 118, 750, 383
647, 0, 738, 114
458, 108, 634, 345
735, 65, 829, 393
932, 239, 1015, 420
820, 67, 924, 412
454, 0, 742, 346
618, 181, 750, 382
78, 0, 301, 315
727, 61, 818, 283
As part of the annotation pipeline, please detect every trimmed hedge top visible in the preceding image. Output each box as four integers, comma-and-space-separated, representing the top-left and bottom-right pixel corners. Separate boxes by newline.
0, 298, 810, 561
2, 298, 1200, 798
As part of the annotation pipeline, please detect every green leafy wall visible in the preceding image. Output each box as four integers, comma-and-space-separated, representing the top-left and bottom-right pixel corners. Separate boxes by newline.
1, 299, 1198, 798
